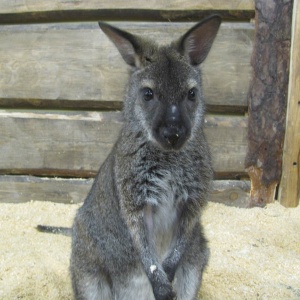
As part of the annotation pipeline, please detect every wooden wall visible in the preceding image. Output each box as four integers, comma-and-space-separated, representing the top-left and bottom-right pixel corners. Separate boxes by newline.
0, 1, 254, 207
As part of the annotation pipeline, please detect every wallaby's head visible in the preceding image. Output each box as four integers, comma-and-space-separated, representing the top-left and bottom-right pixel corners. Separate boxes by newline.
99, 16, 221, 151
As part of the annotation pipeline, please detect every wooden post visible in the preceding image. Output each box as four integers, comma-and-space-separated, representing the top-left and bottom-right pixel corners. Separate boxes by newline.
279, 0, 300, 208
245, 0, 293, 207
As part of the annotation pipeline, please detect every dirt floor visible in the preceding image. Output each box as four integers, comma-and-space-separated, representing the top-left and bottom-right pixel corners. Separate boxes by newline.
0, 200, 299, 300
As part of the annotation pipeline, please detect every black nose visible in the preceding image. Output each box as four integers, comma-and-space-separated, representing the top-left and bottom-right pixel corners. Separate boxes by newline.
161, 105, 182, 146
162, 126, 180, 146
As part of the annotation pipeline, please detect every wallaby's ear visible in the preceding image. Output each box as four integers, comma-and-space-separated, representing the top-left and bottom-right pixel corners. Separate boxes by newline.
99, 22, 139, 67
178, 15, 221, 65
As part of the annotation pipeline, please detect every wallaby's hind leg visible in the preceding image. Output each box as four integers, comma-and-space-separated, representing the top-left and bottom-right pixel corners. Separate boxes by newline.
71, 269, 113, 300
71, 234, 113, 300
173, 224, 209, 300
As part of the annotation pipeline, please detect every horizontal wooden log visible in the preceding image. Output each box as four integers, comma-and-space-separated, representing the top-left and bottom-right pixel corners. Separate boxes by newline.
0, 1, 254, 24
0, 0, 255, 13
0, 175, 93, 204
0, 175, 250, 207
210, 180, 250, 207
0, 22, 253, 112
0, 110, 247, 176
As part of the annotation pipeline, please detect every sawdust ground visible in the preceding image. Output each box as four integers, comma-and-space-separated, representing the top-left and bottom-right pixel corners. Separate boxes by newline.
0, 201, 299, 300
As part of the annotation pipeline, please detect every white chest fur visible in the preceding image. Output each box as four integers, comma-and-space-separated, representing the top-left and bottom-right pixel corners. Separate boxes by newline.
144, 169, 188, 261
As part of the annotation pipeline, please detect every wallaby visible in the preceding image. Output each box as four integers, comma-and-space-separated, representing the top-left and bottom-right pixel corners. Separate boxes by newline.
39, 15, 221, 300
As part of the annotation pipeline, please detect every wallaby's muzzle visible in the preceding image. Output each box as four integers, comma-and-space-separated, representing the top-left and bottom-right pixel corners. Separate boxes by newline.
155, 104, 190, 150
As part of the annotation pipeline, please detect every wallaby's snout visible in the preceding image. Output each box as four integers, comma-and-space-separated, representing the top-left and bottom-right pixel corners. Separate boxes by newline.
155, 104, 189, 150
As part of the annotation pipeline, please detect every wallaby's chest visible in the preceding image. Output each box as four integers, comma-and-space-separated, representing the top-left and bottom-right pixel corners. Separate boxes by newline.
142, 167, 189, 259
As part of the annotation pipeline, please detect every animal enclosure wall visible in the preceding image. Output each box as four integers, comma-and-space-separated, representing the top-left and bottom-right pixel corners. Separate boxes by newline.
0, 1, 258, 206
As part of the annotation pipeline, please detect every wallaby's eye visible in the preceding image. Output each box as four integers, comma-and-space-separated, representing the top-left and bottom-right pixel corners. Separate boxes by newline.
145, 56, 152, 63
188, 88, 197, 101
143, 88, 154, 101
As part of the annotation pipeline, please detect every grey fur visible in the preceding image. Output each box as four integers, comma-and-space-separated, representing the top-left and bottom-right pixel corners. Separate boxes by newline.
71, 15, 221, 300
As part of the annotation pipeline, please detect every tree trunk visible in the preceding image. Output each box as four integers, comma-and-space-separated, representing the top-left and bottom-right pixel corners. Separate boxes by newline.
245, 0, 292, 207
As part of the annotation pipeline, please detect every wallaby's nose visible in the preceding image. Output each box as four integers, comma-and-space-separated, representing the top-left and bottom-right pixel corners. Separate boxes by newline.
155, 104, 189, 150
163, 105, 182, 146
162, 126, 180, 146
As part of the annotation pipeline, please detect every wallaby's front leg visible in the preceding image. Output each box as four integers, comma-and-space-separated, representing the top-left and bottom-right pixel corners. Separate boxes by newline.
162, 215, 209, 300
162, 206, 199, 282
122, 204, 176, 300
173, 222, 209, 300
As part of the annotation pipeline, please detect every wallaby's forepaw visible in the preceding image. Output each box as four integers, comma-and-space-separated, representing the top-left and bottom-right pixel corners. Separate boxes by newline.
151, 268, 176, 300
162, 260, 176, 283
163, 265, 175, 282
153, 283, 176, 300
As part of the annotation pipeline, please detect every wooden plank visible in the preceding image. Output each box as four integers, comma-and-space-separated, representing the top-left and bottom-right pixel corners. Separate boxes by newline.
0, 175, 250, 207
245, 0, 292, 207
205, 116, 248, 174
0, 110, 123, 177
279, 0, 300, 208
0, 175, 93, 204
0, 22, 253, 112
0, 0, 255, 13
210, 180, 250, 207
0, 1, 254, 24
0, 110, 247, 176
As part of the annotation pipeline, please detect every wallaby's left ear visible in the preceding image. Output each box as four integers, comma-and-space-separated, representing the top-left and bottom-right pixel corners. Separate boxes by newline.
178, 15, 221, 65
99, 22, 139, 67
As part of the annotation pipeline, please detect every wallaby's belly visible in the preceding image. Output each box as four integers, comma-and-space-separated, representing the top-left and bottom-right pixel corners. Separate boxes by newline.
152, 204, 178, 261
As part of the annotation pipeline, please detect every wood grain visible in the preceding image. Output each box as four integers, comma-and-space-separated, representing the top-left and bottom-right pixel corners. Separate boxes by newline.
0, 0, 254, 13
0, 175, 93, 204
245, 0, 292, 206
210, 180, 250, 207
279, 0, 300, 208
0, 22, 253, 111
0, 110, 247, 176
0, 1, 254, 24
0, 175, 250, 207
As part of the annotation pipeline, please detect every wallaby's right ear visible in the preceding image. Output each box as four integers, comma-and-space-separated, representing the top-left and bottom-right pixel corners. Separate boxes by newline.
99, 22, 139, 67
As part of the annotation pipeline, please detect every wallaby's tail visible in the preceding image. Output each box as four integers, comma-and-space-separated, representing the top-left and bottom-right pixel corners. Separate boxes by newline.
36, 225, 72, 237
